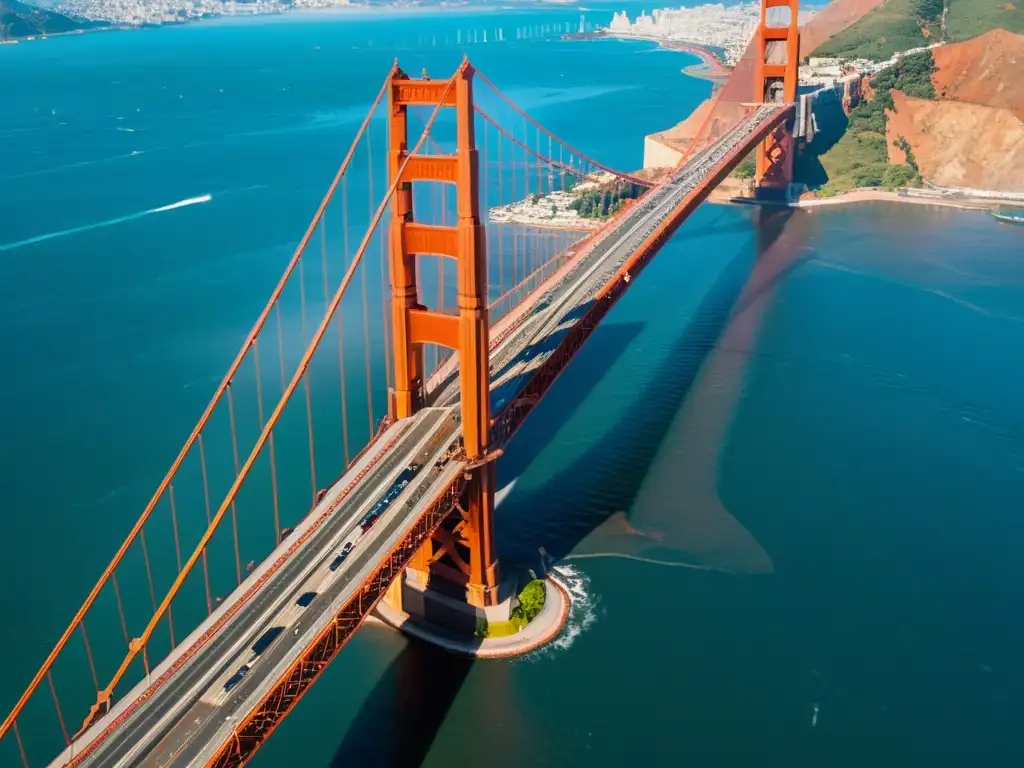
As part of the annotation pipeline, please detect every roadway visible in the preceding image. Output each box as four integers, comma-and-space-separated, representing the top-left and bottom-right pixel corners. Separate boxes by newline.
432, 104, 784, 413
61, 409, 461, 768
53, 103, 785, 768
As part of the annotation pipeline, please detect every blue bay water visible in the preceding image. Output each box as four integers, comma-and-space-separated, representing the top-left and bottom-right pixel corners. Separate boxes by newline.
2, 7, 1024, 767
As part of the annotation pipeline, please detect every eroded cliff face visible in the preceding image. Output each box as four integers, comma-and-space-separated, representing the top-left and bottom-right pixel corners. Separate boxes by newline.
886, 90, 1024, 191
932, 29, 1024, 122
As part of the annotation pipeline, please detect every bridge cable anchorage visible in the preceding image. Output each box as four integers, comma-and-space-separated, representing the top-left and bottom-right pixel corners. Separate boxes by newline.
473, 67, 653, 188
68, 73, 458, 740
0, 62, 400, 747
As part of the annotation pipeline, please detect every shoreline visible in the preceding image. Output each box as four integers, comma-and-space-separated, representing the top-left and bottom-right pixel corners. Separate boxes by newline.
793, 188, 1014, 212
604, 32, 732, 81
0, 2, 572, 44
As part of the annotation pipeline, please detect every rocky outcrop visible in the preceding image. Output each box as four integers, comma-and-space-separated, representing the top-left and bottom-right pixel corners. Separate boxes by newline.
931, 28, 1024, 121
886, 90, 1024, 191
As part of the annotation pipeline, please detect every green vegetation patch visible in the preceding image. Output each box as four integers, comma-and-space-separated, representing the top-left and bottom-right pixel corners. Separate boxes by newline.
804, 51, 933, 195
811, 0, 1024, 62
812, 0, 928, 62
732, 152, 756, 179
570, 180, 645, 219
475, 579, 547, 639
945, 0, 1024, 41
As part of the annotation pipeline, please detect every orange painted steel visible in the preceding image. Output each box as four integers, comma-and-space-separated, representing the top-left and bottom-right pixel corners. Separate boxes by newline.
491, 109, 791, 448
0, 65, 398, 747
7, 45, 799, 767
207, 472, 469, 767
62, 423, 414, 768
474, 67, 653, 188
473, 107, 624, 187
754, 0, 800, 186
386, 61, 499, 606
71, 71, 455, 737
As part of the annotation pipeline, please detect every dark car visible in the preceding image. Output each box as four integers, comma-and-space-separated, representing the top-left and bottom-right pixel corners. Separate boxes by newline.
223, 664, 251, 693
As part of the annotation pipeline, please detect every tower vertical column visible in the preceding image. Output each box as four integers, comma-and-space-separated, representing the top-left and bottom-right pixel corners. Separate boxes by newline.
754, 0, 800, 188
384, 61, 500, 609
454, 62, 500, 607
387, 69, 424, 420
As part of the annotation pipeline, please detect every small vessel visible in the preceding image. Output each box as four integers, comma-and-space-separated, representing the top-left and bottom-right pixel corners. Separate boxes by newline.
992, 207, 1024, 225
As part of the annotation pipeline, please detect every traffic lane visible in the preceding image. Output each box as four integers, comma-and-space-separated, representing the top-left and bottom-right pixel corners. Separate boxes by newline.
488, 184, 705, 407
429, 117, 764, 411
139, 418, 461, 767
433, 187, 668, 408
167, 438, 463, 767
79, 411, 451, 768
64, 389, 418, 765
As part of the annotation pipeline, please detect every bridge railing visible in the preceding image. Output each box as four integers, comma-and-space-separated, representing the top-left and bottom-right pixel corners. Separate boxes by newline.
0, 64, 414, 768
2, 60, 663, 768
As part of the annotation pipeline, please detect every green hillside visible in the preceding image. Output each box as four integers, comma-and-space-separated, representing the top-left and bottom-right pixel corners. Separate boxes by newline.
812, 0, 1024, 61
0, 0, 90, 40
796, 50, 936, 195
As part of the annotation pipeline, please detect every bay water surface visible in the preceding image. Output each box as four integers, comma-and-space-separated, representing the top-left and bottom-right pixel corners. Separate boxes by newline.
2, 6, 1023, 766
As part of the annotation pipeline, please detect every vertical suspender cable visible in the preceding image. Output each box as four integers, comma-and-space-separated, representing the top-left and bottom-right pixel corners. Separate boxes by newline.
226, 384, 244, 586
482, 115, 490, 303
497, 122, 504, 300
253, 337, 280, 545
197, 434, 214, 615
0, 66, 398, 747
46, 672, 68, 746
13, 720, 28, 768
339, 177, 352, 466
167, 484, 182, 648
89, 78, 455, 706
79, 622, 99, 696
363, 128, 376, 433
169, 484, 183, 574
298, 256, 318, 504
111, 573, 130, 647
510, 117, 518, 289
138, 530, 158, 616
521, 114, 529, 294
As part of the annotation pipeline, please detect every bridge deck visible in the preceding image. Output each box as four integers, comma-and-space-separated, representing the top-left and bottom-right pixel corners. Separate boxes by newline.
56, 103, 790, 768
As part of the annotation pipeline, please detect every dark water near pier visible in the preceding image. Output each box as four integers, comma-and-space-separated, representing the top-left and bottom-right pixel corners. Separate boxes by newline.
2, 6, 1023, 767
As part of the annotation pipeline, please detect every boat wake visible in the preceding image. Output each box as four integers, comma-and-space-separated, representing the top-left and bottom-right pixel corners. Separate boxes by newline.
0, 194, 213, 253
523, 563, 599, 661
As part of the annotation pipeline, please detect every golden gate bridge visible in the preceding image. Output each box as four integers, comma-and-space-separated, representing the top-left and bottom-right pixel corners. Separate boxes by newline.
1, 0, 802, 764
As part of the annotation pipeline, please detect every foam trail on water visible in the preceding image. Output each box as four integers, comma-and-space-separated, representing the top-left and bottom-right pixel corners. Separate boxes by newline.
0, 194, 212, 253
522, 563, 598, 662
149, 194, 212, 213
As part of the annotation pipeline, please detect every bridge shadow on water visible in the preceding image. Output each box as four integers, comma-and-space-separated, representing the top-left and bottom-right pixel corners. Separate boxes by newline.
496, 207, 798, 567
328, 637, 473, 768
327, 208, 796, 767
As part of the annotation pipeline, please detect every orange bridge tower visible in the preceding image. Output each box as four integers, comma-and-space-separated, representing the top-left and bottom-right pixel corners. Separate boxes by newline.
385, 60, 503, 615
754, 0, 801, 190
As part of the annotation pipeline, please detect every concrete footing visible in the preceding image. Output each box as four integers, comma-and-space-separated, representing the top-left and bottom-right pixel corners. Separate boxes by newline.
373, 572, 570, 658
